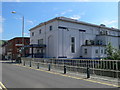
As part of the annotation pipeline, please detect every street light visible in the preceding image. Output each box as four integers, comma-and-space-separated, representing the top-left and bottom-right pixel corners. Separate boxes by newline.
12, 11, 25, 57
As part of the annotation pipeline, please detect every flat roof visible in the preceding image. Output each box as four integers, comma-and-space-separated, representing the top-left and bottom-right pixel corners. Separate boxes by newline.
30, 16, 120, 31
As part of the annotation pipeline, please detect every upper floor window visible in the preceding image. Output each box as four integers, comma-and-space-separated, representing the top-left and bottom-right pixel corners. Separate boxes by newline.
71, 37, 75, 53
26, 40, 29, 44
104, 49, 107, 54
16, 40, 20, 44
101, 49, 103, 54
84, 48, 87, 55
32, 32, 34, 36
39, 29, 41, 34
49, 26, 52, 31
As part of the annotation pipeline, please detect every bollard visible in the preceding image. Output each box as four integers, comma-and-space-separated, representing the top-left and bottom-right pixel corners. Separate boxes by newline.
48, 64, 51, 71
23, 61, 25, 66
64, 65, 66, 74
30, 61, 31, 67
87, 67, 90, 78
37, 63, 39, 69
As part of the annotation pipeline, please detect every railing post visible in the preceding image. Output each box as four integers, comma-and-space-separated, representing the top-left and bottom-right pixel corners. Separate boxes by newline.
23, 60, 25, 66
87, 61, 90, 78
87, 67, 90, 78
30, 60, 31, 67
64, 65, 66, 74
48, 64, 51, 71
37, 63, 39, 69
116, 60, 118, 78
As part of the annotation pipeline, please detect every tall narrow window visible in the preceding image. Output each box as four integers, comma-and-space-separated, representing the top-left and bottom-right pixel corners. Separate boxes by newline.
104, 49, 107, 54
101, 49, 103, 54
71, 37, 75, 53
32, 32, 34, 36
49, 26, 52, 31
38, 39, 43, 45
39, 29, 41, 34
84, 48, 87, 55
95, 49, 98, 54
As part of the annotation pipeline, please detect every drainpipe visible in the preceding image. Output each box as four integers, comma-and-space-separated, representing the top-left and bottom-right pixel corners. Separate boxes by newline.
45, 22, 46, 58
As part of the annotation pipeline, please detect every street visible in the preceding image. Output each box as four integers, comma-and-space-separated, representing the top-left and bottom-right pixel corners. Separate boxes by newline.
2, 62, 117, 88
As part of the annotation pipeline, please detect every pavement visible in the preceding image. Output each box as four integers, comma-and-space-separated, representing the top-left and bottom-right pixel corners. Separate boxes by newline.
1, 61, 119, 88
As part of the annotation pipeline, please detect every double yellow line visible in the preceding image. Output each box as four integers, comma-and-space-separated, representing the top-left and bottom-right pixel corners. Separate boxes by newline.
0, 82, 7, 90
15, 64, 119, 88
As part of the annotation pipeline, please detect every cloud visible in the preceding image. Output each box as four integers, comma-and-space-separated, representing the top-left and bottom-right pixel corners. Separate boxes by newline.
70, 15, 81, 20
111, 26, 117, 28
0, 25, 3, 33
61, 9, 73, 15
14, 17, 22, 20
24, 32, 30, 37
74, 0, 90, 1
14, 17, 34, 25
101, 20, 117, 25
101, 20, 118, 28
55, 9, 73, 16
26, 20, 34, 25
3, 0, 21, 2
2, 0, 119, 2
0, 16, 5, 23
0, 16, 5, 33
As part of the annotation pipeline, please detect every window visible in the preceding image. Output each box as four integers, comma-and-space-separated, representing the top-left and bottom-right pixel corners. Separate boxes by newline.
38, 39, 43, 45
39, 29, 41, 34
71, 37, 75, 53
101, 49, 103, 54
95, 49, 98, 54
16, 40, 20, 44
84, 49, 87, 55
32, 32, 34, 36
104, 49, 107, 54
49, 26, 52, 31
26, 40, 29, 44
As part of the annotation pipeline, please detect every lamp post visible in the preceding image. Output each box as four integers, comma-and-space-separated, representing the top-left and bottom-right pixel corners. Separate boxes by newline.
12, 11, 25, 57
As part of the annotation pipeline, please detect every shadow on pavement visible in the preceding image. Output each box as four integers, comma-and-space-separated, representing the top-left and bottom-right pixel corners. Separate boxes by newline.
1, 60, 21, 64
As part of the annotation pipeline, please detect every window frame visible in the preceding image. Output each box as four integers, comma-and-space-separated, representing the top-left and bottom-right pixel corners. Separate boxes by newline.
71, 37, 75, 53
32, 32, 34, 36
49, 26, 52, 31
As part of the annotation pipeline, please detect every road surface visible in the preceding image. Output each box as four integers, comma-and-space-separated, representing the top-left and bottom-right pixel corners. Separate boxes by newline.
2, 62, 117, 88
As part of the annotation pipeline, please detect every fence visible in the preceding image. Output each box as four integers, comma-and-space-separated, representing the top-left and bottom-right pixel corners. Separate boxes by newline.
21, 58, 120, 82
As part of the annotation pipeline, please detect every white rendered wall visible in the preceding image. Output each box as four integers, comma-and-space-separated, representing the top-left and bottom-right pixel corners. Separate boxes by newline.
30, 19, 120, 59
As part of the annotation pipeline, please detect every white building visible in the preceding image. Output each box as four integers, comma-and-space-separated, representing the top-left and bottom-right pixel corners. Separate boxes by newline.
118, 1, 120, 29
30, 17, 120, 59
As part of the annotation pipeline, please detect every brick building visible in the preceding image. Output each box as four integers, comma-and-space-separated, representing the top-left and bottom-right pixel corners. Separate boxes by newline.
3, 37, 30, 60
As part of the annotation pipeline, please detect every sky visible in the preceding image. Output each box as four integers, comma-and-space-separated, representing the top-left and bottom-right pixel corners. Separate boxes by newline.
1, 1, 119, 40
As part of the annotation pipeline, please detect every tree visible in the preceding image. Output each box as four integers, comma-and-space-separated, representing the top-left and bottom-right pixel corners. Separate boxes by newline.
106, 42, 120, 60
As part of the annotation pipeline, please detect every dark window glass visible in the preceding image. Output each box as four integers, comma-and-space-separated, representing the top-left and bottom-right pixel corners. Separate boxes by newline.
39, 29, 41, 34
38, 39, 43, 45
26, 40, 29, 44
71, 37, 75, 53
95, 49, 98, 54
84, 49, 87, 54
50, 26, 52, 31
32, 32, 34, 36
101, 49, 103, 54
104, 49, 107, 54
16, 40, 20, 44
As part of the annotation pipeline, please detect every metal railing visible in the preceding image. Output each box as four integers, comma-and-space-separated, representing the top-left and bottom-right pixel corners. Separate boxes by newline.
21, 58, 120, 82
